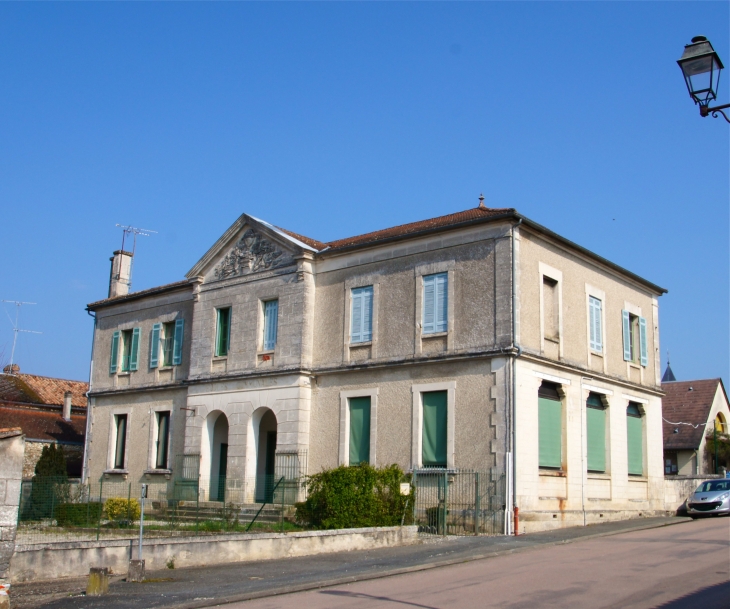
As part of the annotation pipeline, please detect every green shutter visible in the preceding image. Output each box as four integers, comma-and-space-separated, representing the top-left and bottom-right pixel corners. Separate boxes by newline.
586, 401, 606, 473
539, 397, 562, 468
129, 327, 140, 371
216, 308, 230, 356
348, 397, 371, 466
110, 330, 120, 374
422, 391, 447, 467
149, 323, 162, 369
622, 310, 632, 361
627, 410, 643, 475
173, 319, 184, 366
639, 317, 648, 367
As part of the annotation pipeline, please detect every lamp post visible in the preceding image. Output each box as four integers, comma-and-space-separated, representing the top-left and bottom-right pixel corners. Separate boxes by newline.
677, 36, 730, 123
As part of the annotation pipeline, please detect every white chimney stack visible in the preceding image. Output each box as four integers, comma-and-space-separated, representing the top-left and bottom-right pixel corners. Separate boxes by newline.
63, 391, 72, 421
109, 250, 133, 298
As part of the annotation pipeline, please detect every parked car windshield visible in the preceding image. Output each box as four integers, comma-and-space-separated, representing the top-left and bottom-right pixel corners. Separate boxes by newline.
695, 480, 730, 493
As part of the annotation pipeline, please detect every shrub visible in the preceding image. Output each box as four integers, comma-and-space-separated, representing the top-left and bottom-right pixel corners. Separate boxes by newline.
294, 463, 413, 529
55, 502, 103, 526
23, 445, 69, 520
104, 497, 141, 523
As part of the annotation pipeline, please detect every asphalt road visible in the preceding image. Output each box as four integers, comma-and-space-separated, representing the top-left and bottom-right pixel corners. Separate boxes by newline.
230, 518, 729, 609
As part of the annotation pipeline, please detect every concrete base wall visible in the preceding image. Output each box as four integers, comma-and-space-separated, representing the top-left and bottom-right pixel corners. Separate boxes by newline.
518, 509, 668, 534
664, 475, 722, 514
10, 526, 419, 583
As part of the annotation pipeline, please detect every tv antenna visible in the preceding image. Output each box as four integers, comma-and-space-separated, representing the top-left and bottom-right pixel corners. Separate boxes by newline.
115, 224, 157, 291
2, 300, 42, 373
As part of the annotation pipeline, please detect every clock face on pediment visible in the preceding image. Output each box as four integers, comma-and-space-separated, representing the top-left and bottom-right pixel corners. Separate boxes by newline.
211, 227, 295, 281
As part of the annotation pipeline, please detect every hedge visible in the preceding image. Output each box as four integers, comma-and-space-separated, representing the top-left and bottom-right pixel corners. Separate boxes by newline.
295, 463, 413, 529
55, 502, 103, 527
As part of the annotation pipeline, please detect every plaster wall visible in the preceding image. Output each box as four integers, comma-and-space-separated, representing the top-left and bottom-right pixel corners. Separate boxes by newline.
514, 358, 664, 533
518, 229, 662, 389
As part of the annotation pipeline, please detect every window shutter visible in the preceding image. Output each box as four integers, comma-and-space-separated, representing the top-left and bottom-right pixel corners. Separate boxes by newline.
586, 400, 606, 473
350, 289, 363, 343
422, 391, 447, 467
149, 323, 162, 369
627, 410, 643, 475
109, 331, 120, 374
622, 310, 631, 361
538, 397, 562, 468
348, 397, 371, 466
129, 327, 140, 371
589, 297, 602, 352
362, 287, 373, 341
422, 276, 435, 334
173, 319, 184, 366
264, 300, 278, 350
639, 316, 648, 367
435, 273, 448, 332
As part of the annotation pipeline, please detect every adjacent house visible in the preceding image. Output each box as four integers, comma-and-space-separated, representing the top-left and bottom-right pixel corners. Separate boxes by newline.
0, 365, 88, 478
84, 201, 667, 532
662, 378, 729, 476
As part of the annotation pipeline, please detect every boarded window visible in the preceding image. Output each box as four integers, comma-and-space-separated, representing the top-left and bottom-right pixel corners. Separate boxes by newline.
627, 402, 643, 476
422, 391, 447, 467
538, 382, 562, 469
586, 393, 606, 473
348, 397, 371, 466
543, 277, 559, 340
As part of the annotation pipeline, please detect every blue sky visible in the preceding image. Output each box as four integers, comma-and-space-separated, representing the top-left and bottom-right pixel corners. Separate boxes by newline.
0, 2, 727, 383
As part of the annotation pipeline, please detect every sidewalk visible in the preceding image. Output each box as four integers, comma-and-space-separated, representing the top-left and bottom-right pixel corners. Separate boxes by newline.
10, 516, 691, 609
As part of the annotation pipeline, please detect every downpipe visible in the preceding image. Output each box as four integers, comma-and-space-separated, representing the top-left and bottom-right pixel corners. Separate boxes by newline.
509, 219, 522, 535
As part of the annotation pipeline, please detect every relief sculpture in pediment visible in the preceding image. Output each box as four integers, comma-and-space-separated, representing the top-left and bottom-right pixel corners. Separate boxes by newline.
214, 229, 293, 280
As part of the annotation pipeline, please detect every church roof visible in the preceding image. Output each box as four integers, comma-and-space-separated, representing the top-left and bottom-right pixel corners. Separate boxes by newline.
662, 363, 677, 382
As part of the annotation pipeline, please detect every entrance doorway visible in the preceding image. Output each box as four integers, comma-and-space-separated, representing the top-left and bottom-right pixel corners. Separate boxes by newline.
255, 410, 277, 503
202, 411, 229, 502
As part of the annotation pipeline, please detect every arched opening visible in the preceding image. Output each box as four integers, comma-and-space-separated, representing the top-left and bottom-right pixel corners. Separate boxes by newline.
200, 411, 229, 502
253, 409, 277, 503
715, 413, 727, 434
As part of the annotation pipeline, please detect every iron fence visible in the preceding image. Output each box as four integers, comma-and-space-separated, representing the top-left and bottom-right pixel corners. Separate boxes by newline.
412, 469, 505, 536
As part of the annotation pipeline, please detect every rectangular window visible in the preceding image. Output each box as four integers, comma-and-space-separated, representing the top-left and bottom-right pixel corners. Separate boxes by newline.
422, 391, 447, 467
162, 322, 175, 367
155, 411, 170, 469
627, 402, 644, 476
586, 393, 606, 473
423, 273, 448, 334
543, 277, 559, 340
350, 286, 374, 343
120, 329, 139, 372
538, 382, 562, 469
348, 397, 371, 466
114, 414, 127, 469
215, 308, 231, 357
263, 300, 279, 351
589, 296, 603, 353
623, 310, 648, 366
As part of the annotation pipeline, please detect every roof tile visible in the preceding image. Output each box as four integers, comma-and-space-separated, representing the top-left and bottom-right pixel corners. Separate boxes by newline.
662, 379, 723, 450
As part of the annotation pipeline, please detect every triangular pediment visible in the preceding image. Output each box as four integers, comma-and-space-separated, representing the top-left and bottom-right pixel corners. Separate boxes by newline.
186, 214, 314, 281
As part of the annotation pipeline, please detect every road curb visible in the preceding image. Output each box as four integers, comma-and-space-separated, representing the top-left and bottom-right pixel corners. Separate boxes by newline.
158, 517, 693, 609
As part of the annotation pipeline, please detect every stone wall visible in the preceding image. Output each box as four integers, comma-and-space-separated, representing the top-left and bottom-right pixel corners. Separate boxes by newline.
22, 443, 84, 479
0, 430, 24, 585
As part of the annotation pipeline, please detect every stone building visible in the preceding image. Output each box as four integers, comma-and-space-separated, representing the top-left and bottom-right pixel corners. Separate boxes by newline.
662, 378, 729, 476
0, 367, 87, 478
84, 201, 667, 532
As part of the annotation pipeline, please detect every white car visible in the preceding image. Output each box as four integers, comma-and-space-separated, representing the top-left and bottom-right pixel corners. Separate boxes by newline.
687, 479, 730, 518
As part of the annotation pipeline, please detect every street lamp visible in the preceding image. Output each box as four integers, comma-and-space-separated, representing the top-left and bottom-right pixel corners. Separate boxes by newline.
677, 36, 730, 122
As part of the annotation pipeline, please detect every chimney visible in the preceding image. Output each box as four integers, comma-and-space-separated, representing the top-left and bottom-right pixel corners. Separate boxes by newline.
63, 391, 72, 421
2, 363, 19, 375
108, 250, 133, 298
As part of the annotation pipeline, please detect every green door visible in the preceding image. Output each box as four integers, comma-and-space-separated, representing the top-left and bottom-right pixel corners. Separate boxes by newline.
422, 391, 447, 467
349, 397, 371, 466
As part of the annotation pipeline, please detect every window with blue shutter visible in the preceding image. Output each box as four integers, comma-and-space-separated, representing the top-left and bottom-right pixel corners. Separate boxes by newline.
622, 310, 632, 361
350, 286, 373, 343
149, 323, 162, 369
586, 393, 606, 473
538, 382, 562, 469
589, 297, 603, 353
263, 300, 278, 351
423, 273, 448, 334
129, 327, 140, 371
349, 397, 371, 466
110, 330, 120, 374
639, 317, 648, 367
173, 319, 184, 366
626, 403, 644, 475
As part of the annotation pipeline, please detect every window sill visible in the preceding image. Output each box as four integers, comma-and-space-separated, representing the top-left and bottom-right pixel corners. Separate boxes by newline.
587, 472, 610, 479
158, 366, 174, 371
117, 372, 132, 376
103, 469, 128, 479
590, 350, 604, 357
628, 475, 647, 481
349, 341, 372, 347
212, 356, 228, 361
539, 469, 566, 477
544, 336, 560, 344
422, 332, 448, 339
258, 349, 275, 356
144, 469, 172, 479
